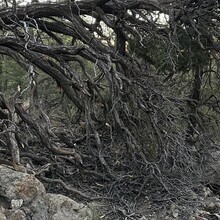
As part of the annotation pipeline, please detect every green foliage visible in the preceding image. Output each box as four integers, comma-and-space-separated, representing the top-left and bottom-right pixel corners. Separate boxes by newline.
0, 56, 27, 93
175, 27, 212, 70
128, 26, 212, 73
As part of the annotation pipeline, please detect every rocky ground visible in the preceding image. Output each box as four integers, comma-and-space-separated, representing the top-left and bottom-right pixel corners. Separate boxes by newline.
0, 165, 92, 220
0, 164, 220, 220
92, 185, 220, 219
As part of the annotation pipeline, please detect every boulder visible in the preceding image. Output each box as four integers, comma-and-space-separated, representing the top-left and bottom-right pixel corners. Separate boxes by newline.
46, 194, 92, 220
0, 165, 92, 220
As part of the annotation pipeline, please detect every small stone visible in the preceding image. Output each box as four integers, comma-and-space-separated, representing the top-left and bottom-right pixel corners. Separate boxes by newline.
170, 203, 176, 211
203, 187, 212, 197
11, 199, 23, 209
188, 217, 195, 220
206, 201, 215, 210
167, 210, 172, 215
172, 210, 179, 218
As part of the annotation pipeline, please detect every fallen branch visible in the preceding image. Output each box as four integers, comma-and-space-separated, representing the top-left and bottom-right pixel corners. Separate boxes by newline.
39, 176, 112, 201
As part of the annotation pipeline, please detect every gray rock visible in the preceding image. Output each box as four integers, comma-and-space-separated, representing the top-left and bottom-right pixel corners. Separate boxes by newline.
8, 209, 26, 220
202, 197, 220, 210
0, 165, 92, 220
0, 165, 45, 204
46, 193, 92, 220
0, 207, 7, 220
11, 199, 23, 210
29, 194, 48, 220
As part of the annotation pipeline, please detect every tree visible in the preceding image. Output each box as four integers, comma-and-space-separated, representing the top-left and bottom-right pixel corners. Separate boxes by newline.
0, 0, 220, 217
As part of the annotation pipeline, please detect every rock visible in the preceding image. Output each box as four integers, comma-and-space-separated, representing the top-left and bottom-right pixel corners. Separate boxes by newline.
172, 210, 179, 218
29, 194, 48, 220
203, 187, 212, 197
170, 203, 179, 218
11, 199, 23, 210
206, 201, 215, 210
170, 203, 176, 211
46, 193, 92, 220
202, 197, 220, 210
0, 165, 92, 220
0, 207, 7, 220
7, 209, 26, 220
0, 165, 45, 204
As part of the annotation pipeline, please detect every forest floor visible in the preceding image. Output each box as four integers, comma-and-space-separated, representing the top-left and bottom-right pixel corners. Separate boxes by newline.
89, 184, 220, 220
